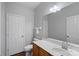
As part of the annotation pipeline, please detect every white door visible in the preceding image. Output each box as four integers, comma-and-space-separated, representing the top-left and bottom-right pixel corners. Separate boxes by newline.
67, 15, 79, 43
6, 13, 25, 55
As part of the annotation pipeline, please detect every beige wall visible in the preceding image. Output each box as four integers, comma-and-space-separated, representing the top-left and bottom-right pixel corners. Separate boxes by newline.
0, 2, 1, 56
0, 2, 5, 56
1, 2, 6, 56
47, 12, 66, 41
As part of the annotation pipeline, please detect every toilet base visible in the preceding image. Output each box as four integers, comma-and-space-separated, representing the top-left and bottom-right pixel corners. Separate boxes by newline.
25, 51, 32, 56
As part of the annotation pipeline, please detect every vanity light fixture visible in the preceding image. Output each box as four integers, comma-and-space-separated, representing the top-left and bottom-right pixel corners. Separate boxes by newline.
50, 5, 61, 13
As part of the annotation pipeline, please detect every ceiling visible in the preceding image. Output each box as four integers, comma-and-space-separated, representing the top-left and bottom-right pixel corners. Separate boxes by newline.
17, 2, 41, 9
5, 2, 74, 11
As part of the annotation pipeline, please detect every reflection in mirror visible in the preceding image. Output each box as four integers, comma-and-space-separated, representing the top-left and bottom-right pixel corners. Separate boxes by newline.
67, 15, 79, 45
42, 2, 79, 51
42, 16, 48, 39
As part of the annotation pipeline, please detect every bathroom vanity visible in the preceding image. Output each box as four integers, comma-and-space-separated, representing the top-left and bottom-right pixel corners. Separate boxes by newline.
32, 38, 79, 56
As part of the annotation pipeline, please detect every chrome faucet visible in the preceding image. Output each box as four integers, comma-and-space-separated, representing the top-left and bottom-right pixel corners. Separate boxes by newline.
62, 41, 68, 50
62, 35, 69, 50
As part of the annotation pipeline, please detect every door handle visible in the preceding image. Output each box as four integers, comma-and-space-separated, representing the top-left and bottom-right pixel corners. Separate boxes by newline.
21, 35, 24, 38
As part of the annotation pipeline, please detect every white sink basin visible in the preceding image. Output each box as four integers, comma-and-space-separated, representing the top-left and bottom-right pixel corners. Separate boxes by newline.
52, 48, 72, 56
68, 49, 79, 56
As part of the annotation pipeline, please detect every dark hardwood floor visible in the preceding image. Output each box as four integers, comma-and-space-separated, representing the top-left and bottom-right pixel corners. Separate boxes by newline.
11, 51, 26, 56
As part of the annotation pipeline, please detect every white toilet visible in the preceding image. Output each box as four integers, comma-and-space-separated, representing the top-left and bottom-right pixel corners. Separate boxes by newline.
24, 44, 32, 56
24, 38, 39, 56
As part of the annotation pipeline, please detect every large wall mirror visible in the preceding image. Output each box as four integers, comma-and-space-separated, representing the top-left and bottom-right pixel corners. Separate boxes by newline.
42, 2, 79, 45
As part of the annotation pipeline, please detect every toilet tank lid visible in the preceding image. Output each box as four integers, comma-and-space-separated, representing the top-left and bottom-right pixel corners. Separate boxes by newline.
25, 45, 33, 49
34, 38, 39, 41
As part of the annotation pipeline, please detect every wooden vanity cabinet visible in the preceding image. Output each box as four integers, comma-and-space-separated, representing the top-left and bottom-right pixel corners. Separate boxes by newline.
32, 43, 52, 56
32, 43, 39, 56
38, 47, 50, 56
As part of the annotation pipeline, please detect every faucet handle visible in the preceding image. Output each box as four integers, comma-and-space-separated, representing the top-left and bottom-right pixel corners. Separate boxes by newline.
67, 35, 69, 38
62, 41, 68, 50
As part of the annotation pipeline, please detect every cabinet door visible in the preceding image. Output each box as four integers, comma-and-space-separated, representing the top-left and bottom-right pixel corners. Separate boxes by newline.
39, 47, 49, 56
32, 43, 39, 56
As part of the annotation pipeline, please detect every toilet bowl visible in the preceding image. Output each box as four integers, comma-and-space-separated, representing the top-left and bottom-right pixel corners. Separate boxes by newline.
24, 44, 32, 56
24, 38, 39, 56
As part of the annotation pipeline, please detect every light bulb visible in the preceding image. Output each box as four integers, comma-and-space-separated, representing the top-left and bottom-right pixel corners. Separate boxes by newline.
54, 5, 61, 11
53, 5, 58, 10
49, 5, 61, 13
50, 8, 57, 13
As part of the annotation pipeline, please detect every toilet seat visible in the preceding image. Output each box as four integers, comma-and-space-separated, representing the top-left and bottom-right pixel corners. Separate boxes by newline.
24, 44, 32, 51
